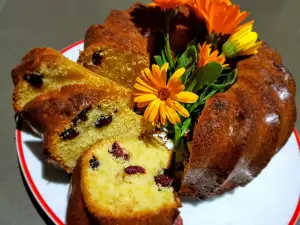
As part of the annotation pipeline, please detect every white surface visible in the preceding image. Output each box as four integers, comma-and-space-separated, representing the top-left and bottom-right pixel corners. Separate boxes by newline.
17, 42, 300, 225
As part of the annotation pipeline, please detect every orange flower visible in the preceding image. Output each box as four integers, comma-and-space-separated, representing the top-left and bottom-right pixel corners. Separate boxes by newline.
191, 0, 231, 15
133, 63, 198, 125
192, 0, 249, 35
198, 42, 227, 67
150, 0, 190, 10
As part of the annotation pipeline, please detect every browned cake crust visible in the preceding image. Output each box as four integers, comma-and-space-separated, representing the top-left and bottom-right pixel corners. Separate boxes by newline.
180, 43, 297, 199
78, 6, 150, 89
22, 84, 120, 133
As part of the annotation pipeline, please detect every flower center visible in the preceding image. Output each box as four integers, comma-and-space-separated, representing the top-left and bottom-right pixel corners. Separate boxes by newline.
158, 88, 171, 100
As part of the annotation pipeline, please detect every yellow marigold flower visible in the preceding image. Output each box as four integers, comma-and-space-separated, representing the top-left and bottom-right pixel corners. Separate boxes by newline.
198, 42, 228, 67
150, 0, 190, 10
222, 21, 263, 58
133, 63, 199, 125
192, 0, 249, 35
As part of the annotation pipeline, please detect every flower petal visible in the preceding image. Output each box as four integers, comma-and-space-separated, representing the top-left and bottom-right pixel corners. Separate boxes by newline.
160, 69, 167, 87
149, 99, 161, 122
146, 67, 164, 89
134, 83, 154, 94
136, 77, 157, 92
153, 113, 159, 125
134, 94, 157, 103
144, 99, 160, 120
159, 101, 167, 126
142, 68, 161, 90
167, 78, 182, 92
176, 92, 199, 103
161, 62, 169, 72
174, 101, 190, 117
169, 68, 185, 81
165, 105, 181, 124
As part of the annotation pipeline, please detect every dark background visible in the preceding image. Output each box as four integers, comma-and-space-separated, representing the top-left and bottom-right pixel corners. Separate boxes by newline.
0, 0, 298, 224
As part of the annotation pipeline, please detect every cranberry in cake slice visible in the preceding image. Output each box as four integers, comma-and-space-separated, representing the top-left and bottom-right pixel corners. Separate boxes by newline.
77, 137, 181, 225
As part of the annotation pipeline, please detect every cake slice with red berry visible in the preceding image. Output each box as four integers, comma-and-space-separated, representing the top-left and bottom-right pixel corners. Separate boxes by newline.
67, 137, 181, 225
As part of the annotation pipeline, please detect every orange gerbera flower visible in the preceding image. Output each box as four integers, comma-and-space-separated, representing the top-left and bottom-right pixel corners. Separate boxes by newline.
192, 0, 249, 35
150, 0, 190, 10
198, 42, 227, 67
133, 63, 199, 125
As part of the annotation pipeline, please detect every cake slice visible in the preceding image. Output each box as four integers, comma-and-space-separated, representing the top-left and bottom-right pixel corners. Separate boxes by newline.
78, 42, 149, 89
12, 47, 126, 114
40, 88, 153, 172
67, 137, 181, 225
78, 7, 150, 90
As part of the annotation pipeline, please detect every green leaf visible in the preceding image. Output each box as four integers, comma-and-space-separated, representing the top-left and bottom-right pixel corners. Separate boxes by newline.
174, 54, 179, 66
181, 118, 192, 136
176, 45, 198, 69
185, 62, 223, 93
176, 45, 198, 82
211, 69, 237, 89
174, 123, 182, 148
161, 49, 167, 64
154, 55, 163, 67
187, 40, 197, 49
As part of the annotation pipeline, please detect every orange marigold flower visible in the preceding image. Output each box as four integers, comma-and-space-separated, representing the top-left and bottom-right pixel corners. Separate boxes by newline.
192, 0, 249, 35
190, 0, 231, 14
198, 42, 228, 67
150, 0, 190, 10
133, 63, 199, 125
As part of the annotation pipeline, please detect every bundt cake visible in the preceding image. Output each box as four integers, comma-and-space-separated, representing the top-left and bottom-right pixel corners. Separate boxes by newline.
67, 137, 181, 225
179, 43, 297, 199
12, 48, 126, 114
77, 6, 150, 89
11, 4, 297, 224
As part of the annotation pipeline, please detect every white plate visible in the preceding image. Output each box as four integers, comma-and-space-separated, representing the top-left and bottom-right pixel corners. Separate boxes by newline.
16, 40, 300, 225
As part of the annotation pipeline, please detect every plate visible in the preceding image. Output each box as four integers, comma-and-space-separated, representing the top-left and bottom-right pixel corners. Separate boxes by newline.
16, 40, 300, 225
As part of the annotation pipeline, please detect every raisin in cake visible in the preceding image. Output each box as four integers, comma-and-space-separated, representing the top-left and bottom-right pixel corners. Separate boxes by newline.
78, 6, 150, 89
67, 137, 181, 225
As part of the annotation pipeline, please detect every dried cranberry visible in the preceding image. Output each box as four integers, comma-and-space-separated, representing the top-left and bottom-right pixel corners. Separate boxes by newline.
24, 72, 44, 88
73, 106, 91, 125
109, 142, 130, 160
92, 50, 104, 65
95, 115, 112, 128
154, 174, 173, 187
89, 156, 100, 170
124, 166, 146, 175
60, 128, 79, 140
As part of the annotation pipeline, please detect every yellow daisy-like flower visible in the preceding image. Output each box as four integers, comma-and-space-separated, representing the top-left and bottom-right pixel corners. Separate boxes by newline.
192, 0, 249, 35
222, 21, 263, 58
133, 63, 199, 125
150, 0, 190, 10
198, 42, 228, 67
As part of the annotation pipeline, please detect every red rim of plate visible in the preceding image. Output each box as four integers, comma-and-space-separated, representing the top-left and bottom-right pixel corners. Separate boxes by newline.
16, 40, 300, 225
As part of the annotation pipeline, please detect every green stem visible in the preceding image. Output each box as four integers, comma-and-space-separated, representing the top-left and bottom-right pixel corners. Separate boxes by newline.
165, 33, 174, 69
174, 123, 182, 148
